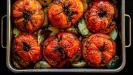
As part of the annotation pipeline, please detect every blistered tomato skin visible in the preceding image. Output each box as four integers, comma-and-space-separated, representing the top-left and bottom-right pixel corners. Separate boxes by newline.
15, 34, 41, 67
82, 34, 116, 67
48, 0, 83, 29
85, 1, 116, 34
43, 32, 81, 68
12, 0, 45, 33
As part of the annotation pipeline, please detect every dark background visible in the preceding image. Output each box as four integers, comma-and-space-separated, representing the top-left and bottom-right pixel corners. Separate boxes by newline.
0, 0, 133, 74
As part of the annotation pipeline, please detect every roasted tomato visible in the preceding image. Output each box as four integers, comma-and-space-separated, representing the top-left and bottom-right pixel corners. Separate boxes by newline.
43, 32, 81, 68
82, 34, 116, 67
48, 0, 83, 29
85, 1, 116, 34
12, 0, 45, 33
15, 34, 41, 67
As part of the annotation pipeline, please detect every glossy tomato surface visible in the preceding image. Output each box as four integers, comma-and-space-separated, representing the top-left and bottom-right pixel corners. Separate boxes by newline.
12, 0, 45, 33
43, 32, 81, 67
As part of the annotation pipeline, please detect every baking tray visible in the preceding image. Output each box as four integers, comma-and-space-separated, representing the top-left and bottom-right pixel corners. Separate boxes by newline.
0, 0, 132, 73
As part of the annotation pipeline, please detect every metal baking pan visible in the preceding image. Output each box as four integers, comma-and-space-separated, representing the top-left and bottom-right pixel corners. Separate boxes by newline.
0, 0, 132, 73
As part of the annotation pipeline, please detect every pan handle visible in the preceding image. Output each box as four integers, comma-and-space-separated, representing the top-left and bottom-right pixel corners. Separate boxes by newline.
1, 15, 7, 48
125, 14, 132, 48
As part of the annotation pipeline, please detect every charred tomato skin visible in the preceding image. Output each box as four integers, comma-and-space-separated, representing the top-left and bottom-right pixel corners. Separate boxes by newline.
48, 0, 83, 29
43, 32, 81, 68
15, 34, 41, 67
82, 34, 116, 67
12, 0, 45, 33
85, 1, 116, 34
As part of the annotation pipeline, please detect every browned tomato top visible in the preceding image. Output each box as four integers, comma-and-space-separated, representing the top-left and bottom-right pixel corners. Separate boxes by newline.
85, 1, 115, 34
48, 0, 83, 29
43, 32, 81, 67
83, 34, 116, 67
15, 34, 40, 63
12, 0, 45, 33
